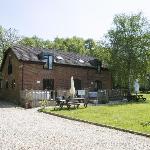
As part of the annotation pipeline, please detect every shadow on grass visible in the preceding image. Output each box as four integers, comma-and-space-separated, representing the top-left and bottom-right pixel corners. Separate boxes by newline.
106, 100, 148, 107
39, 106, 86, 113
52, 107, 86, 111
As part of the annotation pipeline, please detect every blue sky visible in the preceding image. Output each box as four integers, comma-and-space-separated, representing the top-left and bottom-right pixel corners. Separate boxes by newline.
0, 0, 150, 40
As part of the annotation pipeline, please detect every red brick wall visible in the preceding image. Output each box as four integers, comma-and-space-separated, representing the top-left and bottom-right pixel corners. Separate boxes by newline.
0, 50, 22, 104
1, 50, 112, 104
22, 62, 112, 91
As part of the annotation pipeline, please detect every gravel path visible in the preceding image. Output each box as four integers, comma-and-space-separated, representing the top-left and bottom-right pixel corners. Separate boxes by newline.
0, 101, 150, 150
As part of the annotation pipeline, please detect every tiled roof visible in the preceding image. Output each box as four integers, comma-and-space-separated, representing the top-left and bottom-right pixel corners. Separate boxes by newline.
11, 45, 100, 68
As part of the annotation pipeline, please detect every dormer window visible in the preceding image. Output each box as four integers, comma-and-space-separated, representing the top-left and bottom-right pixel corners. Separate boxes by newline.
97, 64, 101, 73
43, 55, 53, 69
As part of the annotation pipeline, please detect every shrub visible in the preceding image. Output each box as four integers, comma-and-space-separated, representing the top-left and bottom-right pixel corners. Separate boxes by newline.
39, 99, 49, 109
98, 97, 109, 104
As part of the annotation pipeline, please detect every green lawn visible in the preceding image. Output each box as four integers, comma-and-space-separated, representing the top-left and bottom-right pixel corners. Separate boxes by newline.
42, 94, 150, 134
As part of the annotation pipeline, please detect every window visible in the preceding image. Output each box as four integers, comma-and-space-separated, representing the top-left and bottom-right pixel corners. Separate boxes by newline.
43, 56, 48, 69
0, 80, 2, 89
74, 79, 82, 90
12, 79, 16, 88
43, 79, 54, 90
95, 80, 102, 91
43, 55, 53, 69
56, 56, 64, 60
6, 81, 9, 89
48, 56, 53, 69
79, 59, 84, 63
8, 58, 12, 75
97, 64, 101, 73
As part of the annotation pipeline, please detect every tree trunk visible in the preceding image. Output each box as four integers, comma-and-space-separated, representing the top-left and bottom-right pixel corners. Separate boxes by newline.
127, 74, 131, 96
127, 62, 131, 100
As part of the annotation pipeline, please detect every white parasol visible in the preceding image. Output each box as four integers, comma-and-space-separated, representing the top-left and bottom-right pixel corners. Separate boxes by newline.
70, 76, 76, 98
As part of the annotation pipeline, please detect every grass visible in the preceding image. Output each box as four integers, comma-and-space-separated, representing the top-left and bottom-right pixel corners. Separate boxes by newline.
42, 93, 150, 134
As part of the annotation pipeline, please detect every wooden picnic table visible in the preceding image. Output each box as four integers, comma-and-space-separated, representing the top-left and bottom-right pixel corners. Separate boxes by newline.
54, 97, 88, 110
136, 95, 146, 101
131, 94, 146, 102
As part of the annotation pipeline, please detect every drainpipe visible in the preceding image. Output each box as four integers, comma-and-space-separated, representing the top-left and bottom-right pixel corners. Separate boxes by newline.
21, 62, 24, 90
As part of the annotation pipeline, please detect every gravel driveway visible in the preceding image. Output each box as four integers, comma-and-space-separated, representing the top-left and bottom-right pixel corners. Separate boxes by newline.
0, 101, 150, 150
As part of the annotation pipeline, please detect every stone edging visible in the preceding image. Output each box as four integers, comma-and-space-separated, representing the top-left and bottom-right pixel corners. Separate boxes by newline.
39, 110, 150, 138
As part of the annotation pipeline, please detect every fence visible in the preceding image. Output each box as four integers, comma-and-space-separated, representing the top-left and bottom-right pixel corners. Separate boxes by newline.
20, 89, 75, 107
20, 89, 128, 107
20, 90, 56, 107
105, 89, 128, 101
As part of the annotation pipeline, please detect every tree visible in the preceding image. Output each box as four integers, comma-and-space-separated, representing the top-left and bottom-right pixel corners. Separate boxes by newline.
54, 36, 86, 54
105, 12, 150, 96
65, 36, 85, 54
0, 26, 20, 62
92, 43, 111, 65
85, 38, 96, 55
53, 37, 67, 50
19, 36, 54, 49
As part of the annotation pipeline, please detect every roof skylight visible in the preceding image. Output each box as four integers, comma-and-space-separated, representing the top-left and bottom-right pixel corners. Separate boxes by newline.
79, 59, 84, 63
56, 56, 64, 60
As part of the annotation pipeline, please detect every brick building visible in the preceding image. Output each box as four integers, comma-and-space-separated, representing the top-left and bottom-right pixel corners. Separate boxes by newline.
0, 45, 112, 104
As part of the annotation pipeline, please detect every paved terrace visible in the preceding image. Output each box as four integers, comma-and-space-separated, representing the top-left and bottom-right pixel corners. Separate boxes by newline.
0, 101, 150, 150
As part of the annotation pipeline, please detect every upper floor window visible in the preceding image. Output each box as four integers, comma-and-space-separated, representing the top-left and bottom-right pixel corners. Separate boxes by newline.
8, 58, 12, 75
43, 55, 53, 69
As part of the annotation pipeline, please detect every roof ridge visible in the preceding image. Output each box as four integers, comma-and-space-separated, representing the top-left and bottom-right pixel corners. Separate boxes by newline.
13, 45, 95, 58
3, 45, 102, 69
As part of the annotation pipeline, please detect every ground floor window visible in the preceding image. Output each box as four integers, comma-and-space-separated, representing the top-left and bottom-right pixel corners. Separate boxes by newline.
0, 80, 2, 89
95, 80, 102, 91
43, 79, 54, 90
6, 81, 9, 89
74, 79, 81, 90
12, 79, 15, 89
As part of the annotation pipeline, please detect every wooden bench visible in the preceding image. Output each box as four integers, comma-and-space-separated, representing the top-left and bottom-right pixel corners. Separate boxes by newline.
67, 101, 80, 109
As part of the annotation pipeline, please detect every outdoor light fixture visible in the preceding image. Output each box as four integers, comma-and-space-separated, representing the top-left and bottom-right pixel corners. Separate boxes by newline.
37, 81, 40, 84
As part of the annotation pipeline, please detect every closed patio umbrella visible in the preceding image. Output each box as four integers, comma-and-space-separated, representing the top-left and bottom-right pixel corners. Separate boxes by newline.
70, 76, 76, 98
